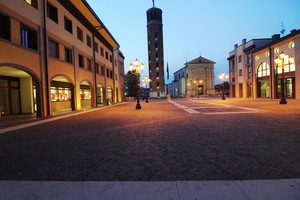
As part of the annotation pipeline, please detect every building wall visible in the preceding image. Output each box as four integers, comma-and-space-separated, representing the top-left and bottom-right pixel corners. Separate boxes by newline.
0, 0, 124, 117
229, 30, 300, 100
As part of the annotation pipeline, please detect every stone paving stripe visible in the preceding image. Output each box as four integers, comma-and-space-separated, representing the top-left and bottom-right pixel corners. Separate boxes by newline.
0, 103, 125, 135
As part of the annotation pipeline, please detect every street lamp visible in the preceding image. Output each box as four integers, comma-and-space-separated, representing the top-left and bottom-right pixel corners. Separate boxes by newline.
275, 51, 294, 104
129, 59, 144, 109
142, 76, 151, 103
219, 72, 228, 100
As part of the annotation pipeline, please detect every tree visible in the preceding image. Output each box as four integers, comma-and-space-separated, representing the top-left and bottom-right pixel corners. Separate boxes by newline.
124, 71, 140, 97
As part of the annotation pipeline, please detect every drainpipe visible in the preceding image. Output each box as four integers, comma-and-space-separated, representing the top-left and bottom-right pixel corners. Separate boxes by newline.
42, 0, 50, 116
92, 33, 97, 107
269, 46, 273, 99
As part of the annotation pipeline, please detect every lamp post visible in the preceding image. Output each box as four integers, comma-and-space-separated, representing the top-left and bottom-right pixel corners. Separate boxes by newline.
219, 72, 228, 100
275, 51, 294, 104
129, 59, 144, 109
142, 76, 151, 103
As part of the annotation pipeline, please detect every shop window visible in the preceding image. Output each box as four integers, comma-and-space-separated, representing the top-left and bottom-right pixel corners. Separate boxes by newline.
47, 3, 58, 23
0, 14, 11, 41
80, 87, 91, 100
51, 87, 71, 102
64, 17, 72, 34
48, 39, 59, 58
21, 24, 38, 50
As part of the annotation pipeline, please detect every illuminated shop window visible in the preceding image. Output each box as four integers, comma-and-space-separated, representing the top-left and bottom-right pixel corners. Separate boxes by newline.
51, 87, 71, 101
80, 89, 91, 100
257, 62, 270, 77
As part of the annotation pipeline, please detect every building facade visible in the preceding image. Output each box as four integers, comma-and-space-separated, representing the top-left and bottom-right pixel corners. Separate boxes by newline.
146, 3, 165, 97
168, 56, 215, 98
0, 0, 124, 117
228, 29, 300, 100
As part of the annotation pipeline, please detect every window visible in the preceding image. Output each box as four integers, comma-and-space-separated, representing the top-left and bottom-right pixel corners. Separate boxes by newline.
257, 62, 270, 77
238, 55, 242, 63
115, 74, 118, 81
105, 51, 108, 60
109, 55, 112, 63
47, 3, 58, 23
64, 47, 72, 63
110, 70, 113, 79
247, 66, 252, 79
78, 54, 84, 68
64, 17, 72, 34
87, 58, 92, 71
100, 65, 105, 75
21, 24, 38, 50
24, 0, 37, 9
51, 86, 71, 102
231, 59, 235, 69
86, 35, 91, 47
289, 42, 295, 49
100, 47, 104, 56
95, 63, 99, 74
106, 69, 109, 77
77, 27, 83, 41
246, 53, 251, 65
0, 14, 11, 40
238, 69, 242, 77
94, 42, 98, 52
48, 40, 59, 58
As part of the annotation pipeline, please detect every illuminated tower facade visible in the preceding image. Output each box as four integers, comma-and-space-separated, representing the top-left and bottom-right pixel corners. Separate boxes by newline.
146, 1, 165, 97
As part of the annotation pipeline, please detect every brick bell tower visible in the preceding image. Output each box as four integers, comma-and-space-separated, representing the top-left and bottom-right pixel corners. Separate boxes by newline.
146, 0, 165, 97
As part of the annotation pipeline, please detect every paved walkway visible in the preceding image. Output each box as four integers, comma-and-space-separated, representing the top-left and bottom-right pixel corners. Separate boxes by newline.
1, 179, 299, 200
1, 98, 300, 199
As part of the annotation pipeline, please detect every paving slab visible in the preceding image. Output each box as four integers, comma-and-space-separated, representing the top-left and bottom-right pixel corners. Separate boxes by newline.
177, 180, 249, 200
235, 179, 300, 200
114, 181, 179, 200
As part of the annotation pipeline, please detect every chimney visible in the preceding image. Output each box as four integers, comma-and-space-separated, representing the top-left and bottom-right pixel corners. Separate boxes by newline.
272, 34, 280, 41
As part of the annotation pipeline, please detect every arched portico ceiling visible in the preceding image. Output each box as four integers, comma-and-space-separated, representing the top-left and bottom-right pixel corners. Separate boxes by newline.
52, 75, 71, 83
0, 66, 31, 77
81, 80, 91, 86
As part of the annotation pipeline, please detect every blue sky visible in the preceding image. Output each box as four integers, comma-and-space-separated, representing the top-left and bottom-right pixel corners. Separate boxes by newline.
86, 0, 300, 83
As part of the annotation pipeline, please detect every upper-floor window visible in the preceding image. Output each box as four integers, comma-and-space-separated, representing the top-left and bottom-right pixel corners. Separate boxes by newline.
95, 63, 99, 74
231, 59, 235, 69
77, 27, 83, 41
47, 3, 58, 23
78, 54, 84, 68
64, 17, 72, 34
64, 47, 72, 63
109, 55, 112, 63
238, 55, 242, 63
246, 53, 251, 65
105, 51, 109, 60
24, 0, 37, 9
0, 14, 11, 41
21, 24, 38, 50
238, 69, 242, 77
87, 58, 92, 71
100, 47, 104, 56
48, 39, 59, 58
101, 65, 105, 75
94, 42, 98, 52
86, 35, 91, 47
257, 62, 270, 77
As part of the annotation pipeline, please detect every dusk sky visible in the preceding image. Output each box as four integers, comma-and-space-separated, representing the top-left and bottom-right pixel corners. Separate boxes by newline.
86, 0, 300, 83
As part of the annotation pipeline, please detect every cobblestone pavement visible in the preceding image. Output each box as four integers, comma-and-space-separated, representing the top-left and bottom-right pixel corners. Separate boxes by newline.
0, 98, 299, 181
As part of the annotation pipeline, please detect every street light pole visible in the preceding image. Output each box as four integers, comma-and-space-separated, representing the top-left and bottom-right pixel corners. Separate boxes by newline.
275, 51, 294, 104
129, 59, 144, 109
219, 72, 228, 100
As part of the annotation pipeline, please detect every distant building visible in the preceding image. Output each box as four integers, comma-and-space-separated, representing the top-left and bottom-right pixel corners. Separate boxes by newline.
228, 29, 300, 99
146, 3, 165, 97
168, 56, 215, 97
0, 0, 124, 117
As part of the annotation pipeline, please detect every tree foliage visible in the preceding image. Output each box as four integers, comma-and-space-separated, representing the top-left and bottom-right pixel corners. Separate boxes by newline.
124, 71, 140, 97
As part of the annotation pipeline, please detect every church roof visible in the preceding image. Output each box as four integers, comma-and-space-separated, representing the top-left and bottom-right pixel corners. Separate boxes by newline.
188, 56, 215, 64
